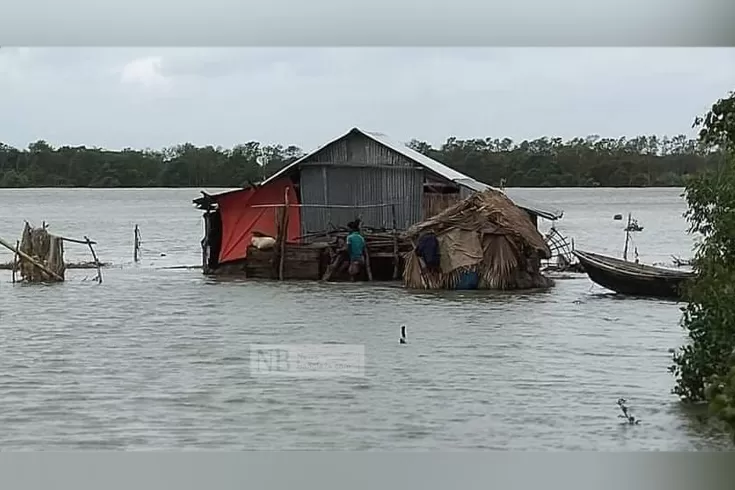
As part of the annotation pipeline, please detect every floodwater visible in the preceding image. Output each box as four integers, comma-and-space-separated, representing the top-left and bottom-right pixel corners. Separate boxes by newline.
0, 187, 730, 450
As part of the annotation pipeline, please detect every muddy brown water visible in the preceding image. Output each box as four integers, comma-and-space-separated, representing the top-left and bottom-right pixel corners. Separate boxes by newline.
0, 187, 730, 450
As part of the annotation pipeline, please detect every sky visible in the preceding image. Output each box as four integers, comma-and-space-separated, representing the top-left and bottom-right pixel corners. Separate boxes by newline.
0, 47, 733, 152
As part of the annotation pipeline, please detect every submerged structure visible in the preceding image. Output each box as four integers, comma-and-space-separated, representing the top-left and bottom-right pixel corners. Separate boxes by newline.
0, 222, 103, 283
18, 222, 66, 282
193, 127, 562, 280
403, 189, 553, 290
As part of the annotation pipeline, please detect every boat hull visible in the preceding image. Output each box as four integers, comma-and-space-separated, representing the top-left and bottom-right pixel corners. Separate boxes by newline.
573, 250, 694, 300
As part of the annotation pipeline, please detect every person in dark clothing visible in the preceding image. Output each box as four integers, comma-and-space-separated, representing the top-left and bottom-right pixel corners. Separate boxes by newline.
416, 232, 441, 272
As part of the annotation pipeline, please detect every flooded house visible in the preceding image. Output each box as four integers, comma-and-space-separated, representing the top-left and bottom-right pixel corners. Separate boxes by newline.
193, 127, 562, 281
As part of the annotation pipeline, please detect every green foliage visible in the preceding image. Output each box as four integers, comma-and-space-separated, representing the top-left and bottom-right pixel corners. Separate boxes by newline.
0, 134, 722, 188
0, 142, 305, 188
669, 91, 735, 440
705, 352, 735, 442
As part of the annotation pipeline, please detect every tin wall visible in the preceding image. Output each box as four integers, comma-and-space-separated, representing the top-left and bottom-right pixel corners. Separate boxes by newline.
300, 165, 423, 235
297, 133, 424, 236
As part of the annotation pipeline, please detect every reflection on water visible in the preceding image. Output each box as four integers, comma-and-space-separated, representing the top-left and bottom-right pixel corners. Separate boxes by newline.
0, 187, 731, 450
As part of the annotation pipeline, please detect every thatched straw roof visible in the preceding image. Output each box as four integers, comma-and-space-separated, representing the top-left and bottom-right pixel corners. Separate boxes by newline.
407, 188, 551, 259
403, 189, 552, 290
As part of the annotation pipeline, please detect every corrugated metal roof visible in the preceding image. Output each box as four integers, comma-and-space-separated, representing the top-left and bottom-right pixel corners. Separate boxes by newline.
503, 189, 563, 221
363, 131, 470, 182
262, 128, 358, 184
248, 127, 563, 221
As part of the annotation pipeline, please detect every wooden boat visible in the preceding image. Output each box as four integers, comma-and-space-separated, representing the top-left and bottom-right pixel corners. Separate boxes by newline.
572, 249, 695, 299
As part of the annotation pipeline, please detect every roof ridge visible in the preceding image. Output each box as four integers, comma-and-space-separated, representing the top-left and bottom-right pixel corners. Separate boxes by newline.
232, 126, 562, 221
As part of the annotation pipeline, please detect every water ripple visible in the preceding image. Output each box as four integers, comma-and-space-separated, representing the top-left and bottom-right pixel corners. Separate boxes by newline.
0, 188, 731, 450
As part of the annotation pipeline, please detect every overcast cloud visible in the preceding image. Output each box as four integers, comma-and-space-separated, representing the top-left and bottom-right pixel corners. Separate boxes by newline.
0, 47, 733, 151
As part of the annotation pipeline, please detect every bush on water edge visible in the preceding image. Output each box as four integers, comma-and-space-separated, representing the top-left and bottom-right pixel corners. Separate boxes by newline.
670, 90, 735, 443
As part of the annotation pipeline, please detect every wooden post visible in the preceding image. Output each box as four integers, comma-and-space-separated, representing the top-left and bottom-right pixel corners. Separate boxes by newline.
391, 204, 399, 280
322, 252, 343, 281
278, 188, 290, 280
11, 239, 19, 283
623, 213, 631, 261
272, 207, 282, 278
134, 224, 140, 262
0, 236, 64, 281
200, 215, 208, 273
364, 247, 373, 281
84, 236, 102, 284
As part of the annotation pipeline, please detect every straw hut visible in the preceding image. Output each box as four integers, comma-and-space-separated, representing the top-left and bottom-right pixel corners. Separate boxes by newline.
403, 188, 553, 290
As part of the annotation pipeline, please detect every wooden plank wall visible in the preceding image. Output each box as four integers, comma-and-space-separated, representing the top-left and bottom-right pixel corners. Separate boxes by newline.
245, 245, 328, 280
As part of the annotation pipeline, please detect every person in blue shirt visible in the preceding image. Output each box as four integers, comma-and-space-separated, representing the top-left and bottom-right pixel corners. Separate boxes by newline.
345, 220, 366, 281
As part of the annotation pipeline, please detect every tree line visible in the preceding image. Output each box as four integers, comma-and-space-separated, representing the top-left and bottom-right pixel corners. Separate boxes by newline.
0, 134, 722, 188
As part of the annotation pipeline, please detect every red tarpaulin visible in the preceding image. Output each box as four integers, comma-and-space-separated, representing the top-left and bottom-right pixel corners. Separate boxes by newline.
216, 178, 301, 264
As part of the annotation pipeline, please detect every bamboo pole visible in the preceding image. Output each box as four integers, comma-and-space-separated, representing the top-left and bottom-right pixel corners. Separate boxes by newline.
364, 250, 373, 281
623, 213, 631, 261
363, 242, 373, 281
249, 203, 401, 209
272, 207, 281, 278
278, 187, 290, 280
273, 196, 288, 280
59, 236, 97, 245
0, 236, 64, 281
11, 239, 19, 283
201, 214, 210, 274
133, 224, 140, 262
0, 261, 106, 270
84, 236, 102, 284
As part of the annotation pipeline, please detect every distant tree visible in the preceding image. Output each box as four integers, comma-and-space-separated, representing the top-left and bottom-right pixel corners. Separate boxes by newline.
407, 139, 433, 155
0, 132, 724, 188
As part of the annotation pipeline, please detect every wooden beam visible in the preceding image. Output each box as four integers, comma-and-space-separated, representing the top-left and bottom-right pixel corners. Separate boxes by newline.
84, 236, 102, 284
60, 236, 97, 245
391, 204, 399, 280
249, 203, 400, 209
